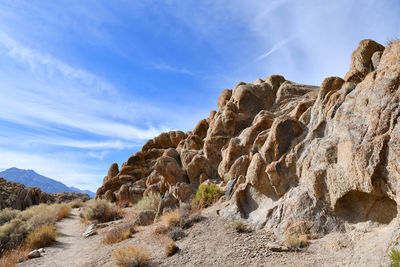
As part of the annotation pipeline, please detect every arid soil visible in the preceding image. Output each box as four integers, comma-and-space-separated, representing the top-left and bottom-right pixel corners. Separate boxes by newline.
18, 206, 394, 267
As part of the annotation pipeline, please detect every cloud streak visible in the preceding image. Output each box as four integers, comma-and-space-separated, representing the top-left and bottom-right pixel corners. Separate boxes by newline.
255, 35, 296, 61
151, 62, 193, 75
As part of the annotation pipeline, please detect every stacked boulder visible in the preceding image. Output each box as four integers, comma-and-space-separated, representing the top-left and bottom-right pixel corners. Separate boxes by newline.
96, 39, 400, 239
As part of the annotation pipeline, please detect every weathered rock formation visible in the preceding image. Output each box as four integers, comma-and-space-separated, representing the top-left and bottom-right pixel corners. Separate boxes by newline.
96, 39, 400, 239
0, 177, 90, 210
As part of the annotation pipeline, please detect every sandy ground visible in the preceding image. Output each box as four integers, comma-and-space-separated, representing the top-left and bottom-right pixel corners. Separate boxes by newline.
18, 206, 395, 267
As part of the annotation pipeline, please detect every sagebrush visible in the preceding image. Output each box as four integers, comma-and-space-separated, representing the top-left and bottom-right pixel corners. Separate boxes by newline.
69, 199, 84, 208
80, 199, 123, 223
134, 192, 162, 211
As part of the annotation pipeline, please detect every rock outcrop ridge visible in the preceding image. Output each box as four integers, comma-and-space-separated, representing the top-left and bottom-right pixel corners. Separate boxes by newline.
0, 177, 90, 210
96, 39, 400, 239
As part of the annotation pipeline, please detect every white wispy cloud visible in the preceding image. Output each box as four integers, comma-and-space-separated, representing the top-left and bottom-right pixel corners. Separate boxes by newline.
255, 35, 296, 61
151, 62, 193, 75
0, 31, 116, 95
88, 151, 110, 160
0, 31, 169, 141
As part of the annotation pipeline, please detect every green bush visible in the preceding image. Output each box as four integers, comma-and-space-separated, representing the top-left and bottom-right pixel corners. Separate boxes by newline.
80, 199, 122, 223
193, 184, 224, 208
390, 248, 400, 267
134, 192, 162, 211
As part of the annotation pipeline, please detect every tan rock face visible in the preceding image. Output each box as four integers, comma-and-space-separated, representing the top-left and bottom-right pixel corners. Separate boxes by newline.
344, 39, 384, 82
154, 156, 186, 186
96, 39, 400, 240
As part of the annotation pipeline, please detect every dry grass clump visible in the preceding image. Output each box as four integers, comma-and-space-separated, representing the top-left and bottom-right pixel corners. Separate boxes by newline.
0, 203, 76, 263
0, 208, 20, 226
230, 220, 252, 233
20, 204, 59, 230
134, 192, 162, 212
57, 204, 71, 220
0, 246, 29, 267
1, 203, 83, 252
103, 226, 134, 245
284, 233, 308, 249
284, 220, 311, 249
152, 225, 168, 237
80, 199, 123, 223
69, 199, 84, 208
159, 210, 179, 229
192, 184, 224, 208
112, 245, 150, 267
164, 237, 179, 257
25, 224, 56, 249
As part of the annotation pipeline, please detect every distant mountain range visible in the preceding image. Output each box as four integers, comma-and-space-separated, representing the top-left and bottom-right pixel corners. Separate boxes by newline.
0, 167, 95, 198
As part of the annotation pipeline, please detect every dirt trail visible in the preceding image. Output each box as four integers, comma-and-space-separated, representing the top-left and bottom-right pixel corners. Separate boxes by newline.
18, 209, 112, 267
17, 206, 395, 267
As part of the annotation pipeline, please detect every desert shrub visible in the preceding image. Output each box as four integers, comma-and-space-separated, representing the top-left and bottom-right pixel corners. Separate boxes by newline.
134, 192, 162, 211
231, 220, 252, 233
81, 199, 123, 223
57, 204, 71, 220
245, 83, 254, 86
192, 184, 224, 208
284, 220, 310, 249
0, 219, 28, 250
20, 204, 58, 230
25, 224, 56, 249
103, 227, 133, 245
152, 225, 168, 237
165, 237, 179, 257
112, 245, 150, 267
0, 203, 73, 252
69, 199, 84, 208
284, 233, 308, 249
0, 208, 20, 226
159, 210, 179, 229
390, 248, 400, 267
0, 246, 29, 267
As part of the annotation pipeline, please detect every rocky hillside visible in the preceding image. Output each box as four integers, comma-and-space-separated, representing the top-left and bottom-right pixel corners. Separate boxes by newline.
96, 39, 400, 240
0, 177, 90, 210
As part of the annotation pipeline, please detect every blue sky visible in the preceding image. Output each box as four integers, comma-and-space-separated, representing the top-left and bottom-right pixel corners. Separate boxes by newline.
0, 0, 399, 192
